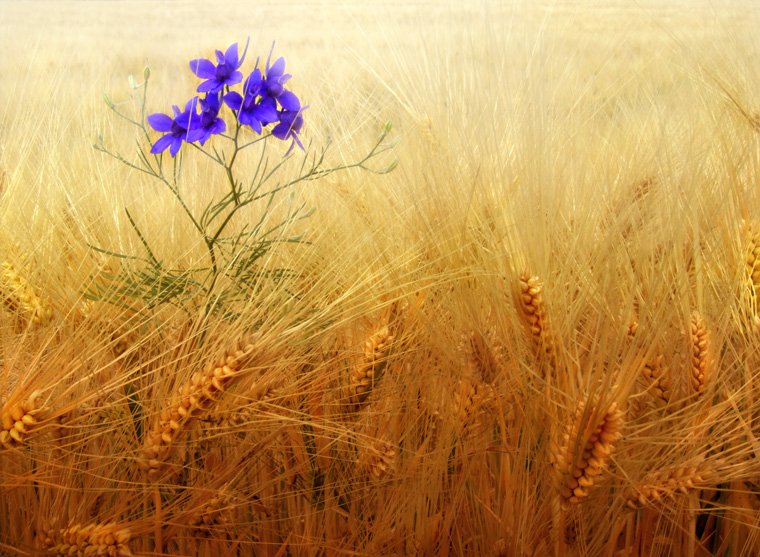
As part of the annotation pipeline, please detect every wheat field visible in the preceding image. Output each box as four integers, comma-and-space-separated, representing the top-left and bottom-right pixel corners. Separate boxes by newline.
1, 0, 760, 555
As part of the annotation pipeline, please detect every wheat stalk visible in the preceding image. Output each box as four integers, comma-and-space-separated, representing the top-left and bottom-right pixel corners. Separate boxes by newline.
137, 339, 257, 479
625, 461, 715, 510
744, 221, 760, 299
346, 325, 393, 409
1, 261, 52, 326
40, 522, 133, 556
551, 401, 624, 505
689, 312, 712, 398
1, 390, 44, 449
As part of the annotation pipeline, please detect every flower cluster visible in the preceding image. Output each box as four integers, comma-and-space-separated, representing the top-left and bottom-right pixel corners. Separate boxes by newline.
148, 43, 305, 157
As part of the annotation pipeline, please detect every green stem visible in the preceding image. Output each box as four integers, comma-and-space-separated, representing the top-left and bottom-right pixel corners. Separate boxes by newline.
225, 121, 243, 205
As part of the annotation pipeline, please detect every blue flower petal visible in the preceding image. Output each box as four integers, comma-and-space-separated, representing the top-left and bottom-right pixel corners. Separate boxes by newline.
215, 49, 226, 65
268, 57, 286, 78
239, 111, 262, 133
185, 127, 205, 143
227, 70, 243, 86
197, 79, 220, 93
224, 91, 243, 111
225, 43, 239, 66
278, 90, 300, 111
147, 113, 174, 132
150, 134, 175, 154
189, 58, 216, 79
169, 137, 183, 157
210, 119, 226, 135
253, 96, 279, 125
183, 97, 198, 112
271, 120, 288, 140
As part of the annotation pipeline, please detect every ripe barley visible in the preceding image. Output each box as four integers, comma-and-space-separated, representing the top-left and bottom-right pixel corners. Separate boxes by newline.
452, 376, 493, 437
359, 438, 397, 481
138, 339, 257, 479
641, 355, 671, 407
1, 390, 44, 449
0, 261, 52, 326
466, 329, 501, 384
202, 381, 281, 430
689, 312, 712, 398
187, 493, 232, 538
346, 325, 393, 409
625, 461, 714, 509
551, 401, 624, 505
40, 522, 133, 556
515, 274, 556, 375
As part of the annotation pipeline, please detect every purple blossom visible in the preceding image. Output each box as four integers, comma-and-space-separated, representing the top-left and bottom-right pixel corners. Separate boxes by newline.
147, 97, 199, 157
189, 43, 246, 94
263, 56, 301, 111
187, 93, 226, 145
272, 108, 305, 154
224, 69, 279, 133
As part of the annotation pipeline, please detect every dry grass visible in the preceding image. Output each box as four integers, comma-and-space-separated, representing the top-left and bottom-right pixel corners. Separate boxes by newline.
2, 0, 760, 555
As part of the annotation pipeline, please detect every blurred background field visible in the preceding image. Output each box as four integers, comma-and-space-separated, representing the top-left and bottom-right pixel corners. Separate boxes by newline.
2, 1, 760, 555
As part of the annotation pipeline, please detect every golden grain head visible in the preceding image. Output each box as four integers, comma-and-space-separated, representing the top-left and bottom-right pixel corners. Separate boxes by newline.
553, 401, 624, 505
689, 312, 712, 397
138, 341, 254, 478
625, 461, 714, 510
42, 522, 133, 557
0, 390, 44, 449
1, 261, 53, 326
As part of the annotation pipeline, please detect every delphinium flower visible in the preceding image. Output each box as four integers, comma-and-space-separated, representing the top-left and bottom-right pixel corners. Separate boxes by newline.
147, 97, 199, 157
262, 56, 301, 112
188, 93, 226, 145
223, 69, 279, 133
189, 43, 246, 94
272, 108, 305, 154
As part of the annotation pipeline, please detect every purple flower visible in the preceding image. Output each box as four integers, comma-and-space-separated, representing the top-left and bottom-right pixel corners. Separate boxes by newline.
272, 108, 305, 154
187, 93, 226, 145
263, 56, 301, 111
189, 43, 246, 94
147, 97, 199, 157
224, 69, 279, 133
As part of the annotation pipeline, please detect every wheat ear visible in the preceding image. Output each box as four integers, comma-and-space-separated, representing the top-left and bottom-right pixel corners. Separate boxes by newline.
1, 390, 44, 449
41, 522, 133, 556
346, 325, 393, 409
515, 274, 555, 374
187, 492, 233, 538
1, 261, 52, 326
551, 401, 624, 505
641, 355, 671, 407
625, 461, 714, 509
452, 376, 493, 437
359, 438, 397, 481
138, 339, 257, 479
689, 312, 712, 398
466, 329, 501, 384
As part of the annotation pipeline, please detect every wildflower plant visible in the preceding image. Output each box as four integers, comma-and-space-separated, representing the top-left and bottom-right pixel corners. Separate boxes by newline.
93, 41, 396, 318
